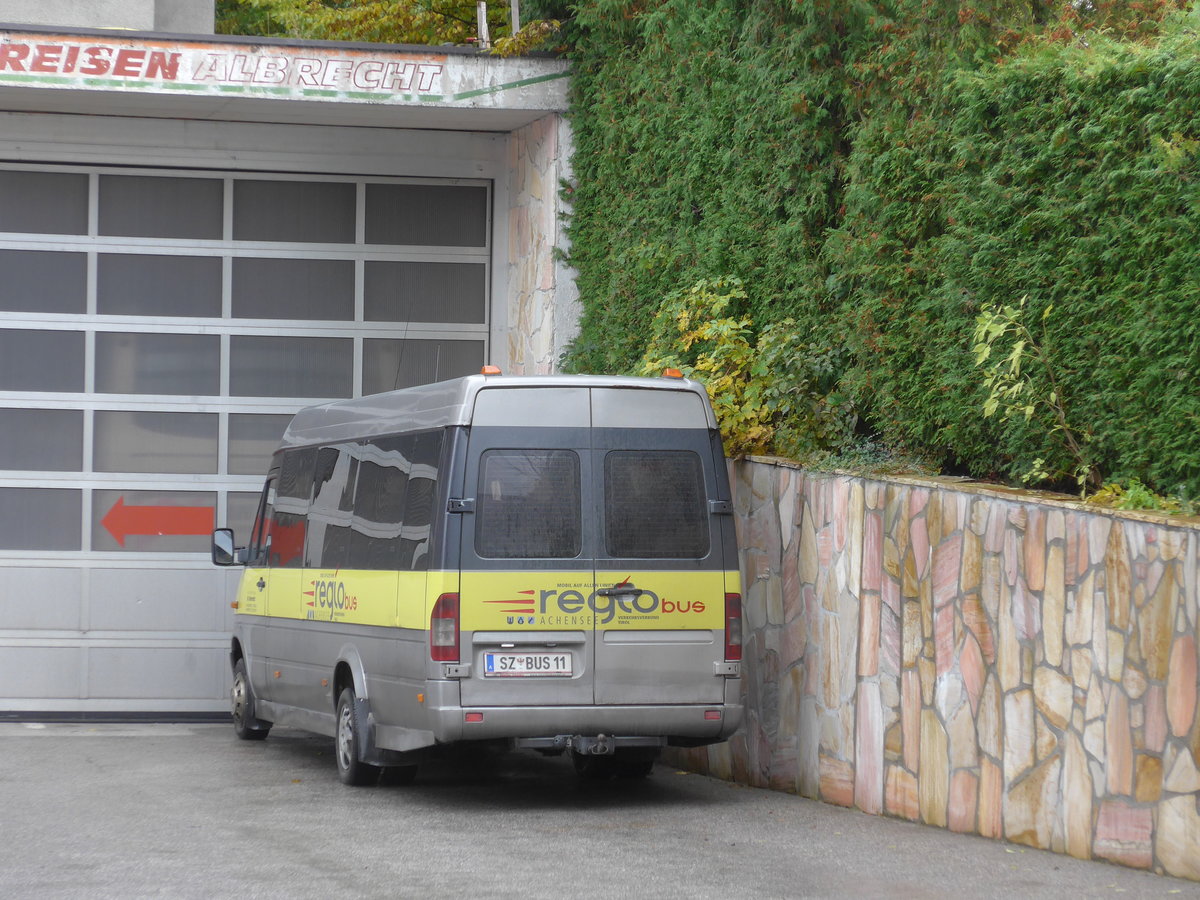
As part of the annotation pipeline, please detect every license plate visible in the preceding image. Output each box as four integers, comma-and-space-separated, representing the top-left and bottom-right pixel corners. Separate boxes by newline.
484, 651, 572, 677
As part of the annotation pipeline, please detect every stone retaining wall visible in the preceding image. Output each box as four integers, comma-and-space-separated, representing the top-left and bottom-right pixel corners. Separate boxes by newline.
505, 113, 578, 374
668, 458, 1200, 881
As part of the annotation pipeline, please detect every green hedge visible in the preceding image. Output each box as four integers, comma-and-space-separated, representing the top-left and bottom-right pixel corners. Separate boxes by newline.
557, 1, 1200, 496
839, 33, 1200, 493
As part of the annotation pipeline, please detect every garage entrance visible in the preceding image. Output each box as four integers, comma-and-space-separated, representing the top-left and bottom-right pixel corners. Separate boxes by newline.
0, 161, 492, 711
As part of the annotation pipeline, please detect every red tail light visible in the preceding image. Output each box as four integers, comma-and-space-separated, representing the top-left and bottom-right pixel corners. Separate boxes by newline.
430, 593, 460, 662
724, 593, 742, 661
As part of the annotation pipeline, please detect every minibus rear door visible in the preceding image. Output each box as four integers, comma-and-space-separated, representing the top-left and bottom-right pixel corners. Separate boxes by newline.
590, 387, 729, 705
457, 387, 597, 708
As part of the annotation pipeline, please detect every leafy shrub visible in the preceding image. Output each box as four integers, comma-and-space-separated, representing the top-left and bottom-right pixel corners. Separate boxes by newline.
637, 278, 857, 459
559, 1, 1200, 498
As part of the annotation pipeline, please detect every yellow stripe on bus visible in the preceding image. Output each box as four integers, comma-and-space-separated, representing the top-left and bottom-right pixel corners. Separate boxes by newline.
459, 570, 736, 631
237, 568, 741, 632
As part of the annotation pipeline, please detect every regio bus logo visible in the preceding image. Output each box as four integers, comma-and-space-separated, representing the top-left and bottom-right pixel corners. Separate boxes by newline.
495, 586, 706, 626
304, 578, 359, 619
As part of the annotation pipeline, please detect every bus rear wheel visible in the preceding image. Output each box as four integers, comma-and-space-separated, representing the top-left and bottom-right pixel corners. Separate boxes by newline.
335, 687, 381, 786
572, 751, 615, 780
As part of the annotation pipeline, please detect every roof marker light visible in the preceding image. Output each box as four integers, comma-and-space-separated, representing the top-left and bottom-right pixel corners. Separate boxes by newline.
481, 365, 502, 375
662, 368, 683, 378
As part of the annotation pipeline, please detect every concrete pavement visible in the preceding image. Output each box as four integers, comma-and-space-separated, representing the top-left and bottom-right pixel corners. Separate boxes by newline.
0, 723, 1196, 899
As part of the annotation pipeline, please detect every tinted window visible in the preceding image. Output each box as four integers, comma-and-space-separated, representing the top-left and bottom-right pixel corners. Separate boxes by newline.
99, 175, 223, 240
0, 409, 83, 471
0, 488, 81, 550
0, 330, 85, 392
605, 451, 708, 559
0, 171, 88, 235
245, 479, 276, 566
270, 448, 315, 568
347, 431, 442, 571
401, 431, 443, 570
305, 445, 357, 568
476, 450, 580, 559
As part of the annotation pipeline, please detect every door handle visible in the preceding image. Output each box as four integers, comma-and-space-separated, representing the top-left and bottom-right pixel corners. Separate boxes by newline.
596, 583, 644, 598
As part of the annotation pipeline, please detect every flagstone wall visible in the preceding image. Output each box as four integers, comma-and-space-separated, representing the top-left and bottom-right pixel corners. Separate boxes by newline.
668, 457, 1200, 881
505, 113, 578, 375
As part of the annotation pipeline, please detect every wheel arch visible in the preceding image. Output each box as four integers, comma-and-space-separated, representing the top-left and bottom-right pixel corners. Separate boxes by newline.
230, 636, 246, 668
333, 643, 369, 709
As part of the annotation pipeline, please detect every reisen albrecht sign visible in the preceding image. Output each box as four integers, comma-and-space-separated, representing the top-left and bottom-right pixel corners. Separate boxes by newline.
0, 29, 568, 109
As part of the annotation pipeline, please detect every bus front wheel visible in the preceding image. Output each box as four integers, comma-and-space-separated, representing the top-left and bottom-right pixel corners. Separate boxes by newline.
231, 659, 270, 741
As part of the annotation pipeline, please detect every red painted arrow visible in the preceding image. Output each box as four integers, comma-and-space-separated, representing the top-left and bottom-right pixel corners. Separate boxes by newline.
101, 497, 215, 547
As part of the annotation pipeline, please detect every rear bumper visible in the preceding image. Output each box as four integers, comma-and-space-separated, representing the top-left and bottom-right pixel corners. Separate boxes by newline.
425, 680, 743, 744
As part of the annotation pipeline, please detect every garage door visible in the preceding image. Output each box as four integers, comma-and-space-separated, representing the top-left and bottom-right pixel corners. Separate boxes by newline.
0, 163, 490, 712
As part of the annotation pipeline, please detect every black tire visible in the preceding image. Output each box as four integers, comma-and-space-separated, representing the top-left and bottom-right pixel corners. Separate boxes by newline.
335, 687, 381, 786
230, 658, 270, 741
572, 751, 616, 780
614, 749, 658, 779
378, 765, 419, 787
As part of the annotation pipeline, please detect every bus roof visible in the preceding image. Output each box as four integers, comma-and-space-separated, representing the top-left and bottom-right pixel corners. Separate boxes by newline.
278, 374, 718, 449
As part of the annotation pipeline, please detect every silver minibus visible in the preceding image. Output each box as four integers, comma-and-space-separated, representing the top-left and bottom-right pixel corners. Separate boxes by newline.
212, 372, 743, 784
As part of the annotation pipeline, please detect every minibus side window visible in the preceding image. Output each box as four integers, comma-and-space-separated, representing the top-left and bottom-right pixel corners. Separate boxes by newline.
271, 447, 316, 568
305, 445, 357, 569
476, 449, 581, 559
399, 430, 442, 571
604, 450, 708, 559
348, 435, 408, 570
347, 430, 443, 571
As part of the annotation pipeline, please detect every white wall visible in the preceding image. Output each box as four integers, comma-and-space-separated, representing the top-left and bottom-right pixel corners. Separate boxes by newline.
0, 0, 213, 33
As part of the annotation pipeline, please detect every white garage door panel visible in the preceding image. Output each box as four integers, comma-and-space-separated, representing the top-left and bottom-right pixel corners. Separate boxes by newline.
88, 569, 230, 633
0, 157, 493, 713
88, 647, 225, 701
0, 648, 83, 697
0, 569, 84, 630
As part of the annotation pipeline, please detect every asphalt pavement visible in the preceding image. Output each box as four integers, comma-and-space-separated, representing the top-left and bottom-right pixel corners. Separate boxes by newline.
0, 723, 1196, 899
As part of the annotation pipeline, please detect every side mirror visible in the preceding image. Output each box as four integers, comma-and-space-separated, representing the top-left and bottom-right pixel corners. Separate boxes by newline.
211, 528, 240, 566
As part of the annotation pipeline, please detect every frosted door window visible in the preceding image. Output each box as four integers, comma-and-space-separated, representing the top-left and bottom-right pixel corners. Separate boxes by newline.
0, 409, 83, 470
232, 257, 354, 320
92, 490, 216, 552
94, 411, 219, 474
230, 336, 352, 398
95, 333, 220, 395
233, 180, 355, 244
97, 255, 222, 317
0, 488, 82, 550
99, 175, 223, 240
228, 414, 291, 475
364, 261, 486, 323
362, 339, 483, 394
0, 330, 85, 391
0, 171, 87, 235
365, 184, 487, 247
0, 250, 86, 313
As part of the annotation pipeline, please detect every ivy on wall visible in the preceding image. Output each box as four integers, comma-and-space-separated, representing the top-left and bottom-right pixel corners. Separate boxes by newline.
553, 0, 1199, 497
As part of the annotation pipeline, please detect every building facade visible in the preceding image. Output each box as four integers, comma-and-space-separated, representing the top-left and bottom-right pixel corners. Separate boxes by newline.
0, 3, 577, 715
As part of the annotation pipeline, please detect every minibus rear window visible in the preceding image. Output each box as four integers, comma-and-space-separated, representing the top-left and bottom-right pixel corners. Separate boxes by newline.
476, 450, 581, 559
604, 451, 708, 559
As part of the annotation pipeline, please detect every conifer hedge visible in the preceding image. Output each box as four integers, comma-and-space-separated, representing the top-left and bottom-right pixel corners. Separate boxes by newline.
549, 1, 1200, 496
